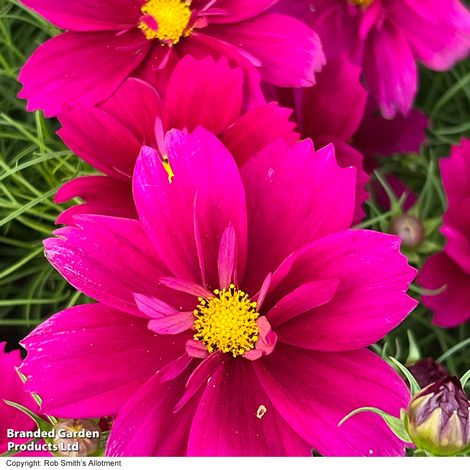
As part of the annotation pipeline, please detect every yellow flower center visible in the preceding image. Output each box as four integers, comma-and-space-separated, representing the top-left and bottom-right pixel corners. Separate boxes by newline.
193, 284, 259, 357
139, 0, 193, 44
349, 0, 374, 7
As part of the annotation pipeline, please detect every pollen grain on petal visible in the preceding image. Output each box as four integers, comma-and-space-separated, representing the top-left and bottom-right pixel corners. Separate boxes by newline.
256, 405, 267, 420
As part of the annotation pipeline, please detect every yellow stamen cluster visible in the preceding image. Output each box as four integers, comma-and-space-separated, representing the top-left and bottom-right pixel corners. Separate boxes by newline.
349, 0, 374, 7
139, 0, 193, 44
194, 284, 259, 357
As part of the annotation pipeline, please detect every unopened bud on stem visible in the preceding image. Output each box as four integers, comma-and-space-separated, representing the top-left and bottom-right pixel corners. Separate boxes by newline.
390, 215, 425, 249
407, 377, 470, 456
53, 419, 101, 457
408, 358, 449, 388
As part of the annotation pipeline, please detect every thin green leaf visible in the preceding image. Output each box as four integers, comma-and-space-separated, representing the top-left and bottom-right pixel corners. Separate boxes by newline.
339, 407, 412, 444
389, 357, 421, 396
406, 330, 422, 365
460, 369, 470, 388
438, 338, 470, 363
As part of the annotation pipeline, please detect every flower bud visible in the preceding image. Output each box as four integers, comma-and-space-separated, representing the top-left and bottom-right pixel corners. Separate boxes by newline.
53, 419, 101, 457
408, 358, 449, 388
390, 215, 425, 249
407, 377, 470, 455
99, 416, 114, 432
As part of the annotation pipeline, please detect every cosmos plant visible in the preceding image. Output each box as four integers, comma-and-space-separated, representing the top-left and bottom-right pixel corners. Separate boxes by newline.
1, 0, 470, 459
18, 0, 324, 116
53, 55, 298, 223
311, 0, 470, 117
20, 128, 417, 456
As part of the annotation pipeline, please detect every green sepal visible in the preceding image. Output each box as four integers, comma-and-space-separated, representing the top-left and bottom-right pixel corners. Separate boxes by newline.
15, 367, 56, 425
405, 330, 421, 365
460, 369, 470, 388
416, 240, 443, 255
339, 407, 413, 444
389, 356, 421, 395
3, 399, 52, 433
422, 216, 443, 238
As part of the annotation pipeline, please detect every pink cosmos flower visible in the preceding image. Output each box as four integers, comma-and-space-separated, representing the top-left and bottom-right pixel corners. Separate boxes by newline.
276, 54, 427, 222
419, 139, 470, 327
54, 55, 298, 224
356, 99, 427, 212
18, 0, 324, 117
278, 55, 370, 223
21, 127, 417, 456
0, 342, 46, 456
311, 0, 470, 118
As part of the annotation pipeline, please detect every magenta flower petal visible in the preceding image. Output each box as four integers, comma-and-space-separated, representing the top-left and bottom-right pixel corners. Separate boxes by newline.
418, 139, 470, 327
296, 55, 367, 142
206, 13, 325, 87
148, 312, 195, 335
442, 201, 470, 272
419, 253, 470, 327
123, 43, 176, 94
28, 124, 416, 455
217, 225, 238, 290
44, 215, 194, 316
363, 21, 417, 119
419, 139, 470, 326
207, 0, 279, 23
255, 345, 410, 456
312, 1, 360, 60
107, 368, 197, 456
241, 140, 355, 290
187, 360, 311, 456
390, 0, 470, 71
18, 30, 149, 117
133, 128, 248, 287
19, 0, 141, 31
174, 352, 226, 413
439, 141, 470, 272
271, 0, 315, 20
354, 107, 428, 159
58, 106, 142, 180
272, 230, 417, 351
20, 304, 190, 417
19, 0, 322, 117
133, 293, 182, 319
99, 78, 162, 147
266, 279, 339, 327
222, 102, 298, 166
441, 139, 470, 201
180, 32, 267, 108
55, 176, 136, 224
165, 56, 243, 135
329, 140, 370, 224
312, 0, 470, 118
0, 344, 40, 454
158, 277, 211, 299
278, 54, 369, 223
55, 57, 298, 221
